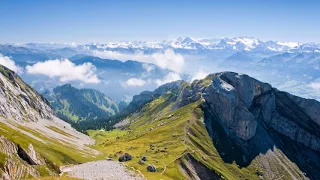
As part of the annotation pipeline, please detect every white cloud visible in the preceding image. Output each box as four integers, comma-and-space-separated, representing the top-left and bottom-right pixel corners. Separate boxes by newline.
26, 59, 100, 84
311, 82, 320, 90
123, 78, 146, 87
142, 64, 155, 73
192, 69, 209, 81
93, 49, 184, 73
0, 54, 22, 73
155, 72, 181, 86
152, 49, 184, 73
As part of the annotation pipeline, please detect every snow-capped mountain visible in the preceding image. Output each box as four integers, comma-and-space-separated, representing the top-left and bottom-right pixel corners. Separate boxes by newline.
78, 36, 312, 53
3, 37, 319, 55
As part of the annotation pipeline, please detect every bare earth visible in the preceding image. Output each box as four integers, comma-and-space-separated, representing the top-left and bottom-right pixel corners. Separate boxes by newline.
61, 160, 144, 180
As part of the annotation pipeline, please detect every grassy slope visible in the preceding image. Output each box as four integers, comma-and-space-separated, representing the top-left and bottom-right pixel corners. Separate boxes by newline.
87, 90, 264, 180
0, 122, 101, 177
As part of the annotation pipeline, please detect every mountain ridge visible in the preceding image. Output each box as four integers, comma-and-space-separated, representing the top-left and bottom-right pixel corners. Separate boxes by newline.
103, 71, 320, 179
43, 84, 119, 124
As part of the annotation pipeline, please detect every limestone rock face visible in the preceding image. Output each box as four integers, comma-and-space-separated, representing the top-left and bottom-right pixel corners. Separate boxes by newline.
0, 65, 55, 122
26, 144, 45, 165
173, 72, 320, 151
285, 92, 320, 126
204, 72, 320, 151
0, 136, 40, 180
203, 73, 260, 140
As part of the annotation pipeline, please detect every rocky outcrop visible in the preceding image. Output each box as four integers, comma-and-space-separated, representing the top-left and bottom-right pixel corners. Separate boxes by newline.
0, 136, 42, 180
0, 65, 55, 122
174, 72, 320, 151
147, 164, 157, 172
17, 144, 45, 166
118, 153, 132, 162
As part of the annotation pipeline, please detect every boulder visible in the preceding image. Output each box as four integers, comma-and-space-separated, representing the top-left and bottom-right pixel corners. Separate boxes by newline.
141, 156, 147, 161
147, 164, 157, 172
118, 153, 132, 162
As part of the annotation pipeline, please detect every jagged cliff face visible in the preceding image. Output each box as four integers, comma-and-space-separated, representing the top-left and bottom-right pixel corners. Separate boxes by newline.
0, 65, 54, 122
203, 72, 320, 151
170, 72, 320, 152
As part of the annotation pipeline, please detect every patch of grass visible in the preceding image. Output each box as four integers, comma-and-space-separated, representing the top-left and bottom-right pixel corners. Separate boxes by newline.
34, 165, 51, 176
0, 151, 7, 167
0, 65, 12, 78
87, 129, 128, 143
46, 126, 74, 138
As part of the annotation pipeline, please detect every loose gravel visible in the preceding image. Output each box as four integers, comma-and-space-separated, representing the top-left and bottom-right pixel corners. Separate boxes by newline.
61, 160, 144, 180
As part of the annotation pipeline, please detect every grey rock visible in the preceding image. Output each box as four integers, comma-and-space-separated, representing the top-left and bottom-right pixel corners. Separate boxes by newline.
147, 164, 157, 172
173, 71, 320, 151
0, 136, 40, 179
0, 65, 55, 123
141, 156, 147, 161
118, 153, 132, 162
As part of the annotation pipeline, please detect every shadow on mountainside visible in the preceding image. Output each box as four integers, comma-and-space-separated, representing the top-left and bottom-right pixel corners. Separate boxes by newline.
203, 106, 320, 180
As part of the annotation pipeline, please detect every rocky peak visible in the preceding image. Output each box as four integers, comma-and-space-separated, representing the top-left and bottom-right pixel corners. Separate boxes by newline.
171, 72, 320, 151
0, 65, 55, 122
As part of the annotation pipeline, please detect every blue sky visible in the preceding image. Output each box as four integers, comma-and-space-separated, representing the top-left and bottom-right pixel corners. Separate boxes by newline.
0, 0, 319, 43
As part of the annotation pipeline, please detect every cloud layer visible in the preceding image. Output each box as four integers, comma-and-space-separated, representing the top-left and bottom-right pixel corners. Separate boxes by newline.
311, 82, 320, 90
26, 59, 100, 83
0, 54, 22, 73
192, 69, 209, 81
93, 49, 184, 73
155, 72, 181, 86
123, 78, 146, 87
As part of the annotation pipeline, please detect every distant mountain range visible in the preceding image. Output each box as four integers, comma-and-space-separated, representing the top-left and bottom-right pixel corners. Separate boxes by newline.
0, 36, 319, 102
9, 36, 320, 54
